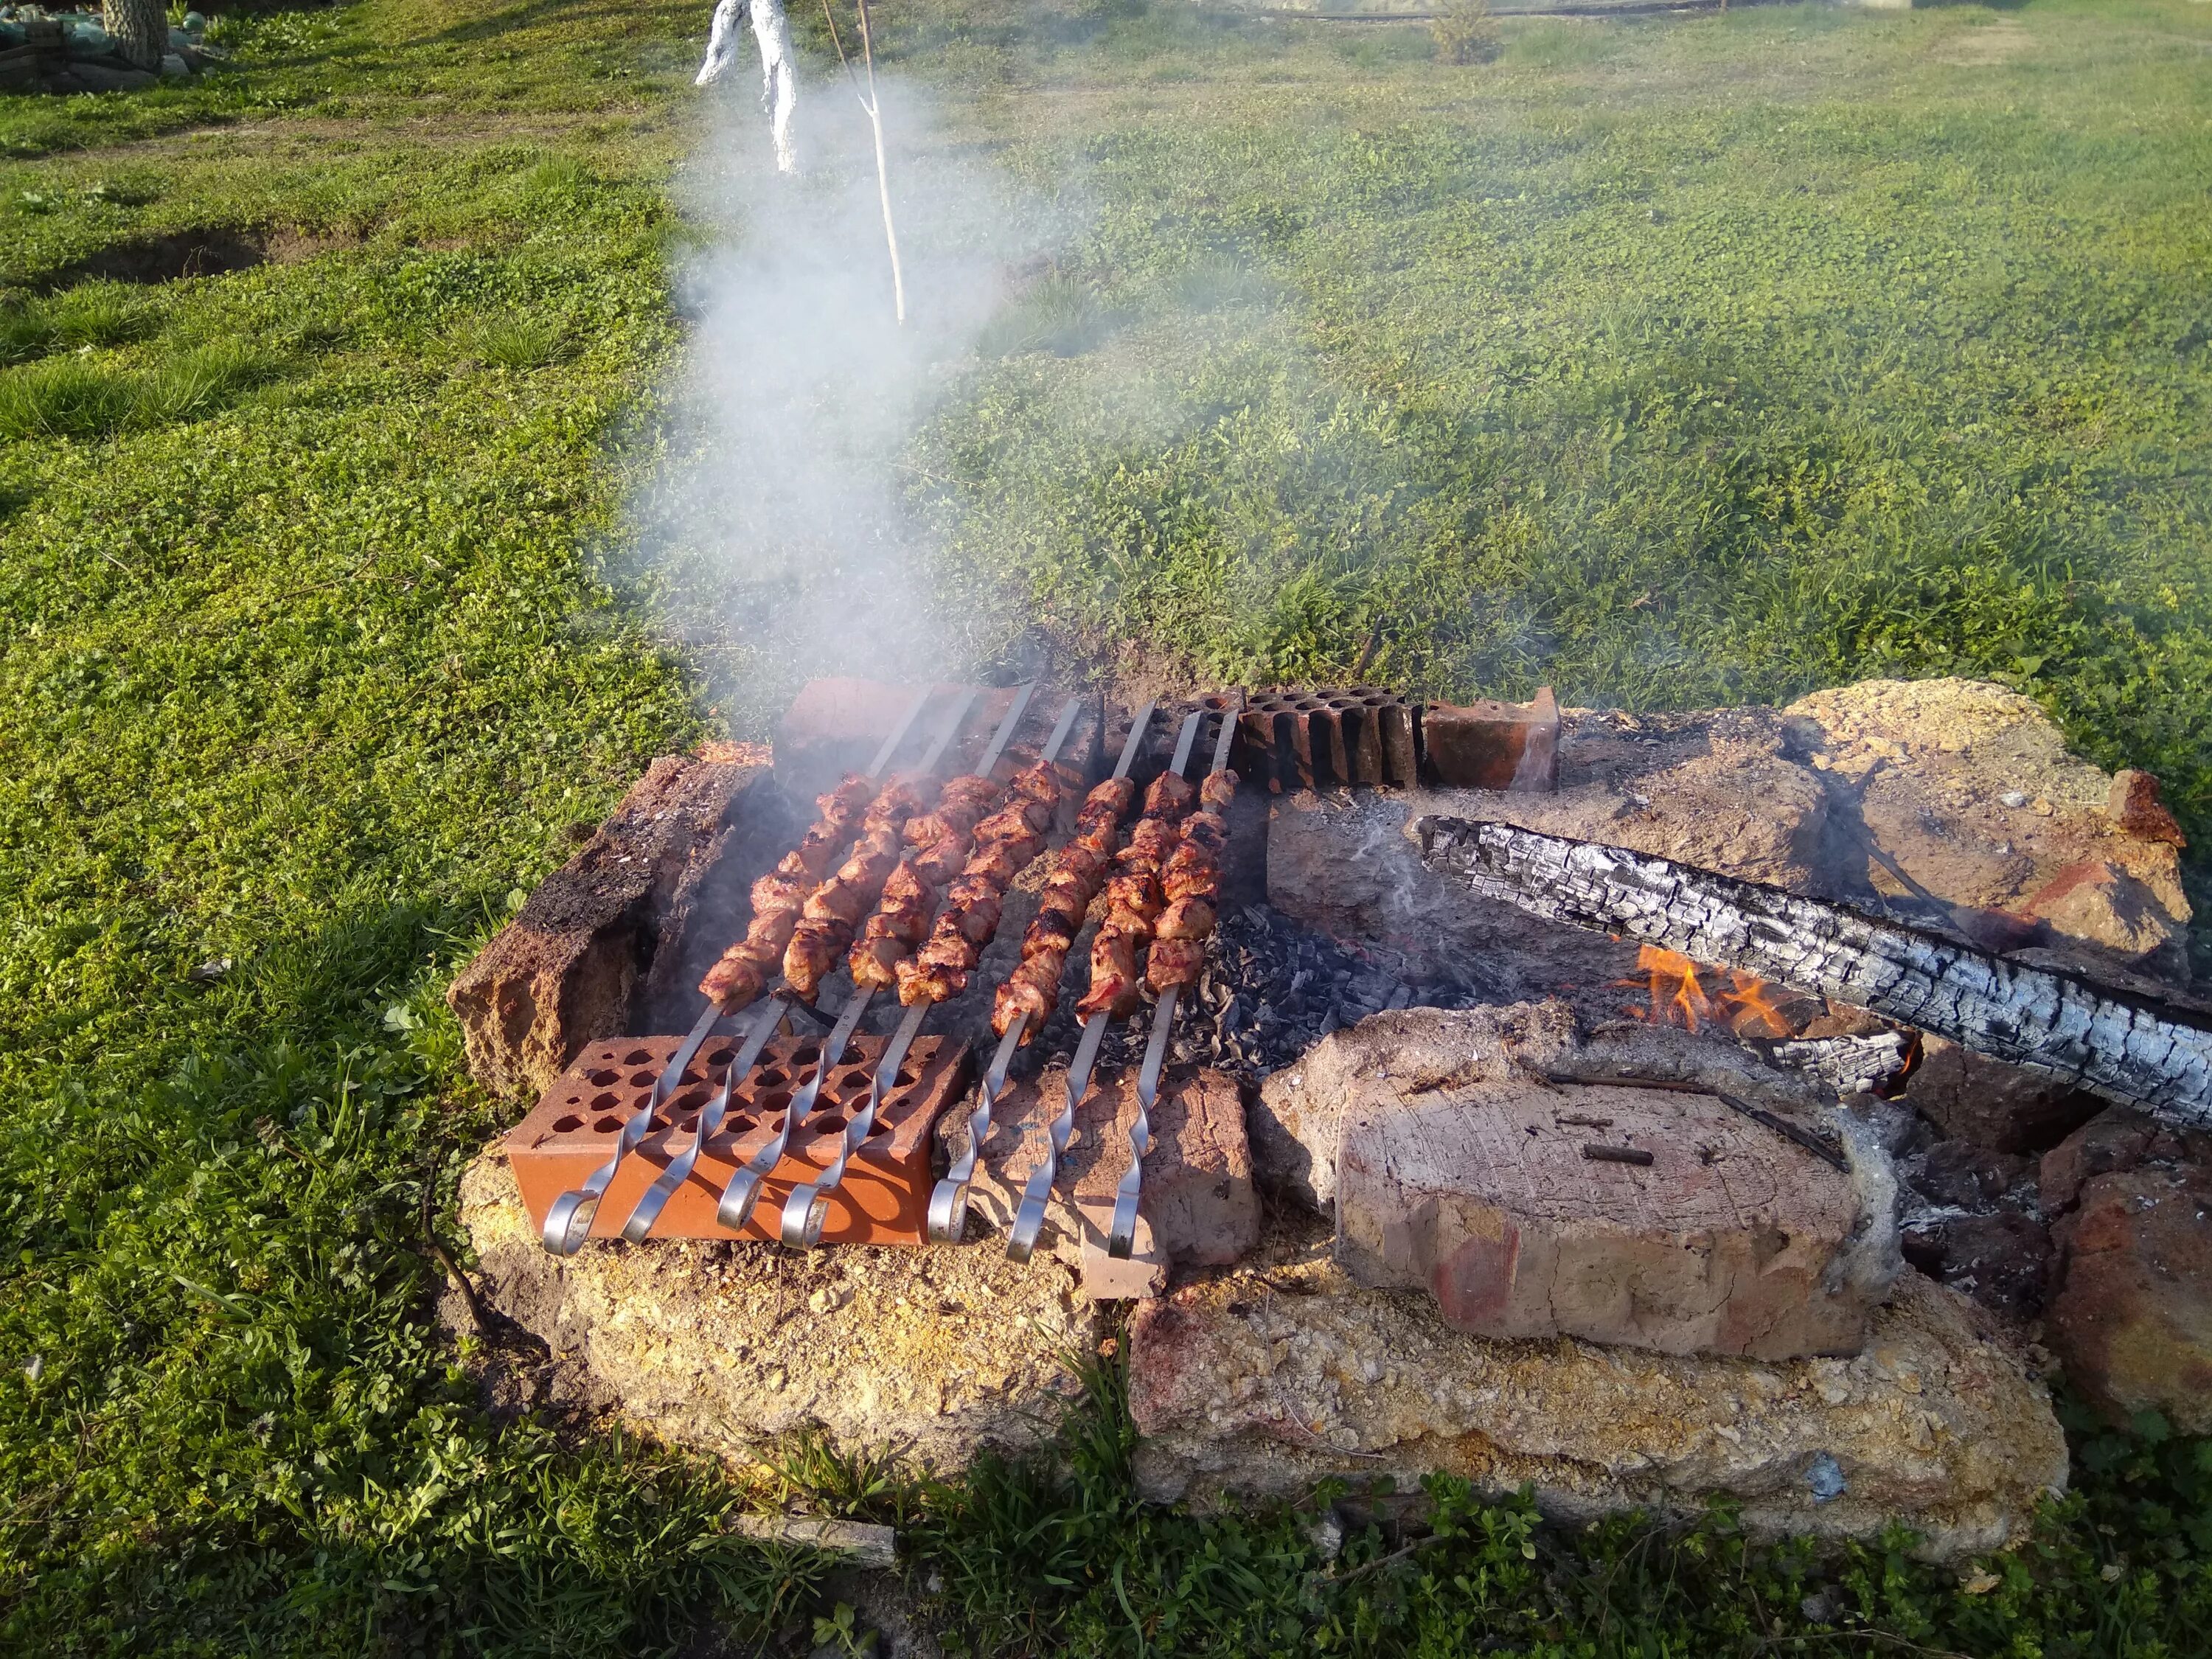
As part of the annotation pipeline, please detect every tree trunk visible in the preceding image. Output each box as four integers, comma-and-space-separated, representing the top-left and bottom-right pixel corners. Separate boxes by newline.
105, 0, 166, 71
1415, 815, 2212, 1130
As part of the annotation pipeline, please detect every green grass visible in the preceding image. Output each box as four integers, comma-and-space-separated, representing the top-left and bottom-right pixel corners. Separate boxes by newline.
0, 0, 2208, 1652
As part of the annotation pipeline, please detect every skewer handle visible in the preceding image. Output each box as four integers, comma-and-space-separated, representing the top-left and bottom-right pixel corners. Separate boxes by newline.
1008, 1012, 1107, 1264
926, 1013, 1026, 1244
540, 1001, 721, 1256
780, 998, 926, 1248
1107, 984, 1177, 1259
619, 997, 783, 1243
717, 990, 872, 1234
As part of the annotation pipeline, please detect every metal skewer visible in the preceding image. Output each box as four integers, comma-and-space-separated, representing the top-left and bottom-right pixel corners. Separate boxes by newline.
714, 687, 979, 1235
914, 689, 1089, 1245
778, 681, 1041, 1248
618, 994, 783, 1242
538, 686, 936, 1256
1107, 702, 1237, 1259
1004, 700, 1161, 1264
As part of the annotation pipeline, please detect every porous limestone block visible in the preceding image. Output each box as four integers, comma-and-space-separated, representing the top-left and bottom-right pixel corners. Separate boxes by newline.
1127, 1250, 2065, 1563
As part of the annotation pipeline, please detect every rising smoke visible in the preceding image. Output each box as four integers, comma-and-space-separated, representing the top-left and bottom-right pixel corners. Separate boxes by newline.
624, 36, 1074, 733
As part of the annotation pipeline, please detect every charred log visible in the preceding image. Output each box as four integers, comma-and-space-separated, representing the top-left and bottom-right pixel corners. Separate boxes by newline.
1416, 816, 2212, 1130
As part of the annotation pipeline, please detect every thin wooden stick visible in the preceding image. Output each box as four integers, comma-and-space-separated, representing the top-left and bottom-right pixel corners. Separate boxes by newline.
818, 0, 905, 323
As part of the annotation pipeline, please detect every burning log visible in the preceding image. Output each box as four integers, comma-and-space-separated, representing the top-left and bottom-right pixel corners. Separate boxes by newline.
1416, 817, 2212, 1130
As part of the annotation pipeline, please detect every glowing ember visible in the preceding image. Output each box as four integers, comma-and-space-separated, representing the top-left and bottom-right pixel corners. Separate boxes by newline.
1624, 946, 1818, 1040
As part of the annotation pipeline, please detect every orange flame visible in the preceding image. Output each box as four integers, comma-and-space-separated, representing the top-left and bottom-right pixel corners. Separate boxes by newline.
1626, 947, 1815, 1040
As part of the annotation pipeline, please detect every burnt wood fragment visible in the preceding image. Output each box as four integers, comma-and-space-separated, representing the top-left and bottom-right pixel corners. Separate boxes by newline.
1418, 817, 2212, 1129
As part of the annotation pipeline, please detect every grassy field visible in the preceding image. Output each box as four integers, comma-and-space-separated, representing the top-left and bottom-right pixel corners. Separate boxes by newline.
1, 0, 2209, 1652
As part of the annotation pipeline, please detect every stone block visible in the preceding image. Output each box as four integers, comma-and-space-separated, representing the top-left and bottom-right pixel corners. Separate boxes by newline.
2106, 769, 2185, 848
1127, 1246, 2065, 1562
936, 1063, 1259, 1279
1251, 1003, 1876, 1217
1335, 1072, 1882, 1360
446, 751, 768, 1098
2047, 1165, 2212, 1433
2040, 1107, 2210, 1212
1421, 686, 1559, 791
456, 1150, 1091, 1474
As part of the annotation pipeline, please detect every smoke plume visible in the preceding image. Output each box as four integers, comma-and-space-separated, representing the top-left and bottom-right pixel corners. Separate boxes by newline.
625, 57, 1070, 732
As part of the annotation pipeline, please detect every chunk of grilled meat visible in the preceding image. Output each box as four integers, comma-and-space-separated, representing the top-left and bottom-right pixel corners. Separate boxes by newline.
941, 773, 1002, 815
1007, 760, 1062, 808
1076, 928, 1144, 1020
906, 831, 973, 887
896, 957, 967, 1006
897, 929, 977, 1004
1155, 895, 1216, 940
867, 776, 929, 824
1022, 912, 1077, 957
700, 939, 776, 1010
1145, 936, 1207, 992
1160, 842, 1219, 902
1100, 871, 1161, 933
973, 797, 1055, 843
782, 919, 845, 1002
750, 869, 811, 919
961, 834, 1042, 887
1081, 777, 1137, 821
992, 949, 1066, 1037
939, 889, 1003, 945
1198, 769, 1237, 814
1116, 817, 1178, 875
1180, 813, 1228, 858
1143, 771, 1196, 822
848, 933, 906, 991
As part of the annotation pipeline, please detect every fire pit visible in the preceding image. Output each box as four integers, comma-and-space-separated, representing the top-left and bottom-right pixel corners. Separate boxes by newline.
445, 673, 2211, 1546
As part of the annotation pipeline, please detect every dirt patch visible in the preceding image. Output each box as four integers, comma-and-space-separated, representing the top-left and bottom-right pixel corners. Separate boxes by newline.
1933, 19, 2031, 69
42, 226, 265, 288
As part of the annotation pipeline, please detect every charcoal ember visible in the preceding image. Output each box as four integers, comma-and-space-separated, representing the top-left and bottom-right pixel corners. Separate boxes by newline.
1902, 1211, 2052, 1321
1910, 1141, 2030, 1211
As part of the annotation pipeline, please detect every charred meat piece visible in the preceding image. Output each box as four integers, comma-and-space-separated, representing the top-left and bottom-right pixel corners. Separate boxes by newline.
700, 943, 772, 1011
1006, 761, 1062, 808
973, 798, 1055, 842
783, 920, 844, 1002
1180, 810, 1229, 855
879, 861, 930, 911
941, 890, 1003, 945
1160, 843, 1219, 902
751, 870, 810, 918
865, 777, 928, 825
1116, 818, 1178, 874
818, 774, 874, 822
915, 925, 982, 976
1146, 936, 1207, 992
848, 933, 905, 991
1032, 888, 1088, 944
1023, 912, 1077, 956
908, 832, 973, 888
1071, 818, 1119, 858
1082, 777, 1137, 820
1143, 771, 1196, 822
802, 879, 874, 928
961, 835, 1041, 887
1198, 769, 1237, 814
1155, 895, 1216, 940
1076, 928, 1144, 1020
939, 774, 1002, 815
897, 956, 967, 1006
992, 950, 1065, 1036
1101, 871, 1161, 931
